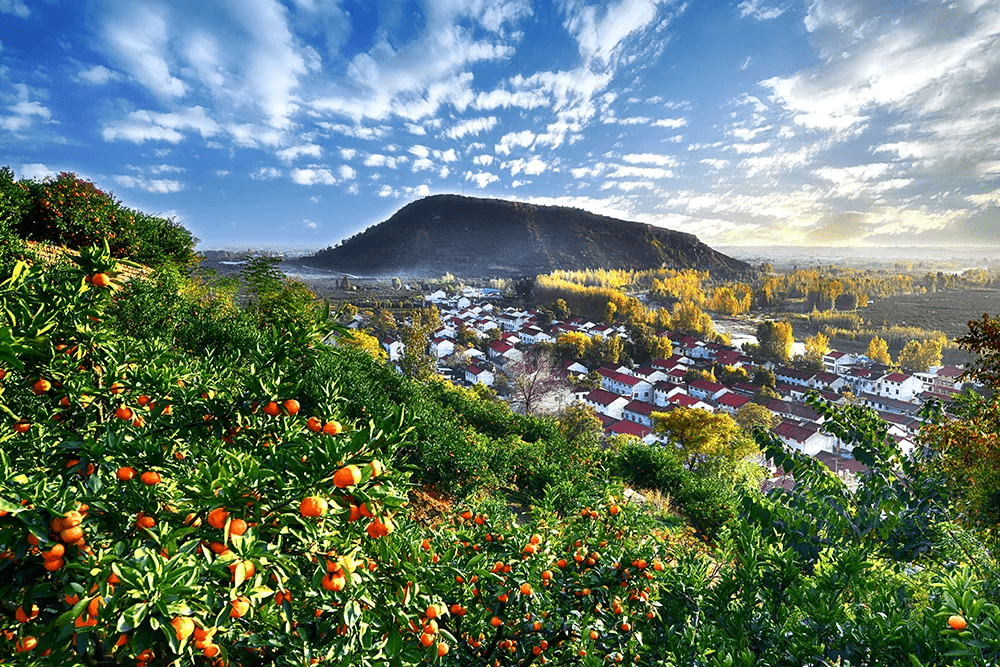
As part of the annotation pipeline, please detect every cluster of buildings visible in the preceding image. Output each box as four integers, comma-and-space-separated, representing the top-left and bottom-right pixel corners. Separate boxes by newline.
374, 291, 969, 488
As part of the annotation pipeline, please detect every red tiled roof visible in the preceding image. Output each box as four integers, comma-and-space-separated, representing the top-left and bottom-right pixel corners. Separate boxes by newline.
606, 420, 652, 438
585, 389, 627, 406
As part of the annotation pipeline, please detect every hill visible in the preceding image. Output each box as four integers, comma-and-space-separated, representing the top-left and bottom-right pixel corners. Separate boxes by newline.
305, 194, 753, 278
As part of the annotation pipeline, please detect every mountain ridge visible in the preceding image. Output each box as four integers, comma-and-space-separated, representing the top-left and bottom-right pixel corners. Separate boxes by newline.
305, 194, 753, 278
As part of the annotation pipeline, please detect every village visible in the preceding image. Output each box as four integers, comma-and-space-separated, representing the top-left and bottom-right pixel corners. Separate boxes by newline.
370, 286, 967, 491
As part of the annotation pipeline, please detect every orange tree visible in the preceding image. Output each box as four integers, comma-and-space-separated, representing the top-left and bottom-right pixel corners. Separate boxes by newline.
0, 244, 417, 665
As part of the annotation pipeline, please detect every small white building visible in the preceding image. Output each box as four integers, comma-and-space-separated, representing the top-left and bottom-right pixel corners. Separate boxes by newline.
584, 389, 631, 420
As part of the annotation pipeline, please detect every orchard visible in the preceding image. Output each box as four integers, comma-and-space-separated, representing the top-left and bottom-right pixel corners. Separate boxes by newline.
1, 237, 1000, 666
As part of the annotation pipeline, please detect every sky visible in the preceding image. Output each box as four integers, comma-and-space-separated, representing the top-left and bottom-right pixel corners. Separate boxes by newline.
1, 0, 999, 250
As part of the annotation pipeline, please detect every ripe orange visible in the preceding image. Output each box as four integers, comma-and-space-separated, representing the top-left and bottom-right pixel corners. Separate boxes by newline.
229, 560, 256, 580
13, 421, 30, 433
140, 471, 161, 486
15, 604, 39, 623
230, 596, 250, 618
137, 395, 151, 407
306, 416, 322, 432
419, 633, 435, 647
91, 273, 111, 287
203, 644, 221, 658
207, 507, 229, 529
283, 399, 300, 415
321, 573, 346, 592
520, 583, 533, 596
262, 401, 280, 417
117, 466, 136, 481
229, 518, 248, 536
437, 642, 449, 657
322, 421, 342, 436
333, 464, 362, 488
32, 378, 51, 394
43, 557, 64, 571
370, 460, 385, 477
60, 525, 84, 543
15, 636, 37, 652
426, 603, 443, 619
299, 496, 328, 517
491, 616, 502, 627
136, 514, 156, 529
115, 406, 133, 421
366, 517, 394, 538
43, 544, 65, 560
948, 614, 967, 631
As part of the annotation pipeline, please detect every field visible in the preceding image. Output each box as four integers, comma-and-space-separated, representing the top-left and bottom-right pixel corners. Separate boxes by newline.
862, 288, 1000, 339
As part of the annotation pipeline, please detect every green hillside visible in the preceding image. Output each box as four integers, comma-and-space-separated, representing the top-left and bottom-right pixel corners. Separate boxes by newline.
0, 172, 998, 666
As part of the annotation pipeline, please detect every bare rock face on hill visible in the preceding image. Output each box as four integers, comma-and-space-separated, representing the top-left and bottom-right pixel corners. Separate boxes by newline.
306, 194, 753, 278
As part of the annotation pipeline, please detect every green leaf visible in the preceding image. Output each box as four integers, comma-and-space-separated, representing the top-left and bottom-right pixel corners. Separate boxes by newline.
54, 597, 92, 628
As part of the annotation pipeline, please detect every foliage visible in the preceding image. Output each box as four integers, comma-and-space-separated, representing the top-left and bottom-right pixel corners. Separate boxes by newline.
651, 407, 758, 473
9, 169, 196, 267
898, 338, 943, 373
868, 335, 892, 364
755, 320, 794, 364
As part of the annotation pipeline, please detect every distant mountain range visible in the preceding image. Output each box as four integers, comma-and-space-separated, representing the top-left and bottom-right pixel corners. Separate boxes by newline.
301, 194, 753, 278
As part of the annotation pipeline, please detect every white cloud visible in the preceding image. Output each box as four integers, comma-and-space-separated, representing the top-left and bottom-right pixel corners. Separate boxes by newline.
149, 164, 185, 174
508, 156, 548, 176
738, 0, 786, 20
363, 153, 407, 169
250, 167, 281, 180
340, 148, 357, 160
652, 117, 687, 129
436, 148, 458, 163
464, 170, 500, 188
18, 163, 56, 180
75, 65, 121, 85
731, 142, 771, 154
309, 3, 529, 122
339, 165, 356, 180
412, 158, 434, 172
473, 154, 494, 167
443, 116, 498, 140
621, 153, 677, 167
290, 166, 337, 185
700, 158, 729, 170
216, 169, 229, 177
0, 100, 53, 132
968, 188, 1000, 207
100, 3, 186, 99
276, 144, 322, 163
439, 166, 450, 179
378, 184, 396, 198
408, 145, 430, 159
571, 163, 605, 179
494, 130, 535, 155
102, 106, 219, 143
405, 123, 427, 135
304, 219, 317, 229
113, 174, 184, 193
0, 0, 30, 18
317, 123, 390, 140
560, 0, 674, 66
607, 165, 673, 179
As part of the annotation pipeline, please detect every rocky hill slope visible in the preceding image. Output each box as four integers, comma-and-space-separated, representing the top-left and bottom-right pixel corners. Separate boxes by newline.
304, 194, 753, 278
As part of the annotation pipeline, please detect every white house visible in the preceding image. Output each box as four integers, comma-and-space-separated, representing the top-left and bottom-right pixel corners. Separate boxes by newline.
601, 372, 653, 401
380, 337, 404, 362
465, 364, 495, 386
429, 337, 455, 359
876, 372, 924, 402
653, 382, 687, 407
622, 400, 658, 428
774, 420, 836, 456
583, 389, 631, 420
687, 378, 727, 402
822, 350, 859, 374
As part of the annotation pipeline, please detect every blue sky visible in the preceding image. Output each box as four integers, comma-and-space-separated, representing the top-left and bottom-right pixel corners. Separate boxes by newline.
2, 0, 999, 250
